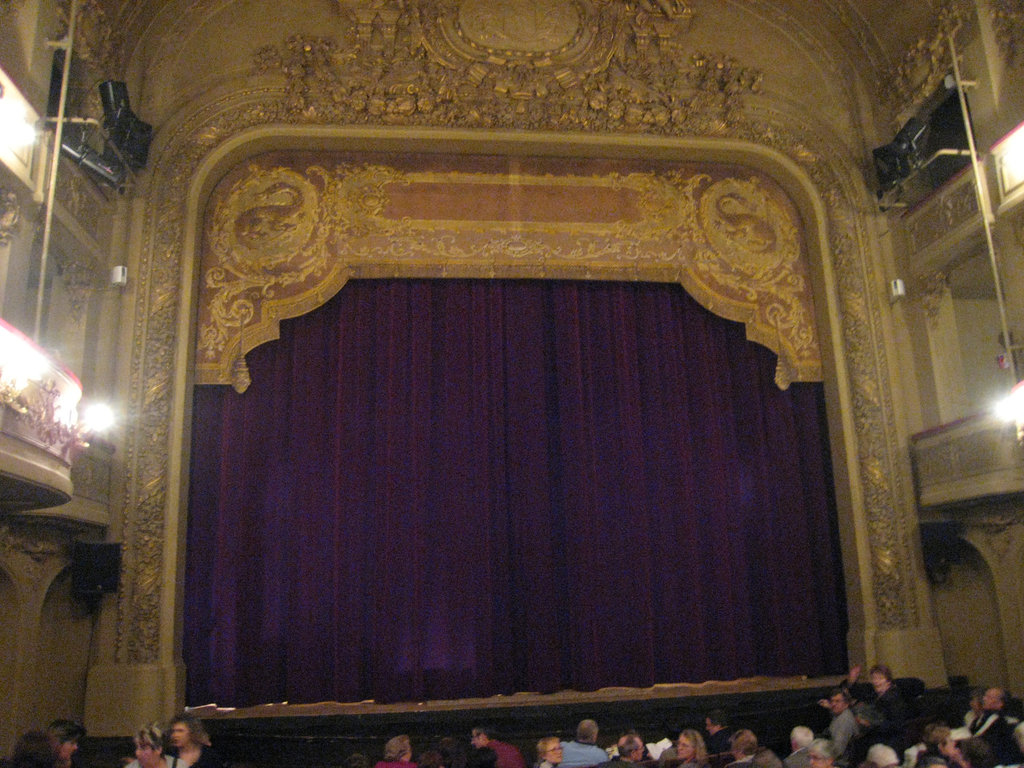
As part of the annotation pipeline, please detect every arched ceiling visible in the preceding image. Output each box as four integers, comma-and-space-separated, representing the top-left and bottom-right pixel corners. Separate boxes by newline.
72, 0, 948, 140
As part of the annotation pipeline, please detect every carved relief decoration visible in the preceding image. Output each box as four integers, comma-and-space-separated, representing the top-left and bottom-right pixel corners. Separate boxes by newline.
53, 247, 99, 322
58, 0, 124, 77
0, 521, 68, 585
990, 0, 1024, 67
253, 0, 761, 136
879, 0, 973, 123
905, 172, 980, 254
918, 271, 950, 323
0, 190, 21, 246
117, 2, 927, 662
196, 154, 821, 392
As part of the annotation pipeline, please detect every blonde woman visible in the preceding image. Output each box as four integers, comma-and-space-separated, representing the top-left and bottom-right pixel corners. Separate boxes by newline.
536, 738, 564, 768
127, 725, 173, 768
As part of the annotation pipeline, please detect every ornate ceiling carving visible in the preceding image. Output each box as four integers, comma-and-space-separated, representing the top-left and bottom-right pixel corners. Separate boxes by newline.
253, 0, 760, 135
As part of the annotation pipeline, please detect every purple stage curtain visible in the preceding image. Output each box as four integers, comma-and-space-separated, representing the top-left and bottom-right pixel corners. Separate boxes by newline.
185, 279, 846, 707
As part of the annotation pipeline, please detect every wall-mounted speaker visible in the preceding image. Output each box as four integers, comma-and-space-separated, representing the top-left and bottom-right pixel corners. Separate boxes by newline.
71, 541, 122, 601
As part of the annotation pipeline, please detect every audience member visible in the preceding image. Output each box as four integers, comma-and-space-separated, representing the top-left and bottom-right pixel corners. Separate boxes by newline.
753, 747, 784, 768
727, 731, 759, 768
468, 748, 499, 768
968, 688, 1023, 766
673, 730, 709, 768
438, 737, 468, 768
597, 735, 645, 768
47, 720, 85, 768
864, 745, 898, 768
561, 721, 607, 768
784, 727, 815, 768
167, 713, 223, 768
806, 740, 837, 768
9, 732, 56, 768
419, 751, 446, 768
126, 725, 171, 768
537, 738, 564, 768
472, 728, 527, 768
349, 754, 373, 768
377, 736, 417, 768
964, 691, 986, 732
846, 666, 909, 752
909, 724, 953, 768
819, 688, 860, 766
706, 712, 732, 756
957, 739, 994, 768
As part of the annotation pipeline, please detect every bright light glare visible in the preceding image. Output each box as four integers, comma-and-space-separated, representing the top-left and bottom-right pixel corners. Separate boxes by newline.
80, 402, 116, 434
0, 325, 48, 390
995, 380, 1024, 423
0, 99, 38, 150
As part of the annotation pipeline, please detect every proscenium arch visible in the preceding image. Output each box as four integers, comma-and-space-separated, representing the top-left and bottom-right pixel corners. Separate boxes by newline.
146, 124, 861, 694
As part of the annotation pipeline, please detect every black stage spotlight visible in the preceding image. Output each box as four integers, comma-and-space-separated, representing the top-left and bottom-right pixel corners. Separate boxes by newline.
98, 80, 152, 170
60, 122, 126, 189
873, 117, 930, 197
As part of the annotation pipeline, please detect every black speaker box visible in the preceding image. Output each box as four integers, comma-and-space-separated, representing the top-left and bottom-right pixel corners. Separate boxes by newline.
71, 541, 122, 598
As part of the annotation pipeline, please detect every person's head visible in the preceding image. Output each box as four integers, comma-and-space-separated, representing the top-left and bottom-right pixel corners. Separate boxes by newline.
47, 720, 85, 767
134, 724, 166, 768
536, 737, 563, 766
677, 730, 707, 765
865, 744, 899, 768
384, 736, 413, 763
419, 751, 445, 768
968, 688, 985, 715
790, 727, 814, 752
169, 713, 211, 750
467, 747, 498, 768
869, 665, 894, 695
807, 740, 836, 768
576, 720, 599, 745
705, 711, 727, 735
471, 729, 492, 749
11, 731, 57, 768
981, 688, 1005, 712
921, 724, 952, 752
958, 738, 994, 768
828, 688, 851, 715
730, 730, 758, 759
617, 735, 644, 763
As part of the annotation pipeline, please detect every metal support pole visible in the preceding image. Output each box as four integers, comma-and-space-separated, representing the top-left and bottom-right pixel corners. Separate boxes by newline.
948, 32, 1018, 382
33, 0, 80, 343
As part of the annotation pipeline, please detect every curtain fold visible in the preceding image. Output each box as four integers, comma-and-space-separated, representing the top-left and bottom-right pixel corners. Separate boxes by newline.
185, 279, 846, 707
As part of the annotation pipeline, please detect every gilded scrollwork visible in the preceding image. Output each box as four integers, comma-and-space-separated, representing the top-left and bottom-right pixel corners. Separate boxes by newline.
0, 521, 68, 585
918, 271, 950, 323
196, 158, 820, 391
253, 0, 748, 135
878, 0, 972, 124
0, 190, 21, 246
990, 0, 1024, 67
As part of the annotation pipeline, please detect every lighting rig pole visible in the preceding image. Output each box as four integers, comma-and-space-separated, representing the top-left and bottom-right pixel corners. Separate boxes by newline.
34, 0, 79, 343
948, 31, 1018, 382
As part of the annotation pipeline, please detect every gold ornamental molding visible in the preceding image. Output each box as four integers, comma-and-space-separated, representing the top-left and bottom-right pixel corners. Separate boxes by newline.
116, 0, 934, 663
196, 154, 821, 392
990, 0, 1024, 66
0, 189, 21, 246
879, 0, 973, 123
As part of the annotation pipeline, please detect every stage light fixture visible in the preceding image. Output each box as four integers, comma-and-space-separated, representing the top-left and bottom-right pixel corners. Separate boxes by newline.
98, 80, 152, 170
873, 117, 930, 197
59, 122, 126, 190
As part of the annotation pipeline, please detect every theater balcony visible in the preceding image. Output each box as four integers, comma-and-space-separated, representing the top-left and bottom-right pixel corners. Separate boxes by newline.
0, 317, 109, 521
